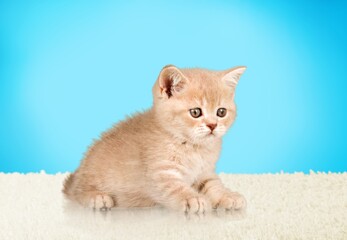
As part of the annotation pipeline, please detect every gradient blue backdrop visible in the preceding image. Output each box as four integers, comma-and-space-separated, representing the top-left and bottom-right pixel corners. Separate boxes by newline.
1, 1, 346, 174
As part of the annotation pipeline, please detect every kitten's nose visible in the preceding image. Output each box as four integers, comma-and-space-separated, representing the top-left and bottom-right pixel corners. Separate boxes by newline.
206, 123, 217, 131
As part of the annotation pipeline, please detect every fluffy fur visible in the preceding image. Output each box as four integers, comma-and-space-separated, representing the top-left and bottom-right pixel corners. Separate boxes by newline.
63, 65, 247, 213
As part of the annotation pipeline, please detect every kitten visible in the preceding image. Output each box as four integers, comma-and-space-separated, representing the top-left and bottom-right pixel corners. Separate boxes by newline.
63, 65, 247, 213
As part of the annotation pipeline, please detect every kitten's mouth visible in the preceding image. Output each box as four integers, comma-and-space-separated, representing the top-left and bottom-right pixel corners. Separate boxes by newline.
207, 132, 215, 137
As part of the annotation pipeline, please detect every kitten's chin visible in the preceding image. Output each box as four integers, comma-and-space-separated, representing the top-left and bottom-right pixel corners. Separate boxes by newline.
204, 134, 216, 142
191, 132, 221, 144
206, 132, 223, 140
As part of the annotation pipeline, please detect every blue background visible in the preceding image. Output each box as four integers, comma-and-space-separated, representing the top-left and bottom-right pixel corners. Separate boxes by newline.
1, 1, 346, 174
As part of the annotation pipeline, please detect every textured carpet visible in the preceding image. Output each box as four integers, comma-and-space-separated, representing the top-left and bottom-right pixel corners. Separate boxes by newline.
0, 172, 346, 240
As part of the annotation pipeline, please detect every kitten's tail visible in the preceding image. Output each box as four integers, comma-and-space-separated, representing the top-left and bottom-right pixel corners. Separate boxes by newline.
62, 173, 75, 197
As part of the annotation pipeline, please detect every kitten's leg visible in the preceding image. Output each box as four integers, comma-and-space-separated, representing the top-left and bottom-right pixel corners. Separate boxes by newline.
63, 174, 115, 210
72, 191, 115, 210
194, 174, 246, 210
88, 193, 115, 211
150, 169, 211, 213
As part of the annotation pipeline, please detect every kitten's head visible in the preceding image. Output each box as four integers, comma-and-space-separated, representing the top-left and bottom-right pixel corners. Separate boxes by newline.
152, 65, 246, 144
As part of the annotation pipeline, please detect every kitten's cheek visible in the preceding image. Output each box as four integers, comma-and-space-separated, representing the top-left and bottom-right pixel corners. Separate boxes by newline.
215, 133, 223, 138
215, 130, 226, 137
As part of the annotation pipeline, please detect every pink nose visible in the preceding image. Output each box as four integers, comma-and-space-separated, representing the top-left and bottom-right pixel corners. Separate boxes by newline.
206, 123, 217, 131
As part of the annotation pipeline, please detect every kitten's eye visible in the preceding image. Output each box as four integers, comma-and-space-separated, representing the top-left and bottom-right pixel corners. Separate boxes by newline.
217, 108, 227, 117
189, 108, 202, 118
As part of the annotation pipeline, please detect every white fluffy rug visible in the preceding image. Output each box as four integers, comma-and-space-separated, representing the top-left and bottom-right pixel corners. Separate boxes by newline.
0, 172, 346, 240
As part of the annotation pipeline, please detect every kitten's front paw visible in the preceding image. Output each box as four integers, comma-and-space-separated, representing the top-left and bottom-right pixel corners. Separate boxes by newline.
89, 194, 114, 211
181, 196, 211, 214
214, 192, 246, 210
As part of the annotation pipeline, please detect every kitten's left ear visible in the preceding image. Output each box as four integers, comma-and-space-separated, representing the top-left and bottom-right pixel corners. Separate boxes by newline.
222, 66, 247, 88
158, 65, 188, 98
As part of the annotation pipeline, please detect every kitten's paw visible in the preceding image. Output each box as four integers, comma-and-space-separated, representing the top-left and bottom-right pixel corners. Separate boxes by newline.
182, 196, 211, 214
214, 192, 247, 210
89, 194, 114, 211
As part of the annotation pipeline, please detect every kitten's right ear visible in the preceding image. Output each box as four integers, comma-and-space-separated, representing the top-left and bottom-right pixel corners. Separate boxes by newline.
157, 65, 188, 98
222, 66, 247, 88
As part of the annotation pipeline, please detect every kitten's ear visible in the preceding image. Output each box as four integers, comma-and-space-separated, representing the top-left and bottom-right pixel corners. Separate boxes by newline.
222, 66, 247, 88
158, 65, 188, 98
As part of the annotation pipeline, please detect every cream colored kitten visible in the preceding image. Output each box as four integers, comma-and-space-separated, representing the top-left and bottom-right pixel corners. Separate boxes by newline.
63, 65, 247, 213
